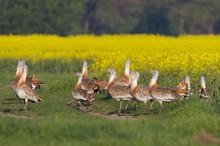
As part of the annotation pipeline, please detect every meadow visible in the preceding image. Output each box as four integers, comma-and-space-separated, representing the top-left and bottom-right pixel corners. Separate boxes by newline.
0, 35, 220, 146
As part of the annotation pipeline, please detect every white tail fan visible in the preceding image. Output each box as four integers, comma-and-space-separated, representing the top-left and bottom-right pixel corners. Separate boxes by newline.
200, 76, 206, 89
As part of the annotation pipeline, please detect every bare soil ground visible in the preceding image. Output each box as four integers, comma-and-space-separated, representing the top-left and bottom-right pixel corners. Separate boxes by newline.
193, 132, 220, 145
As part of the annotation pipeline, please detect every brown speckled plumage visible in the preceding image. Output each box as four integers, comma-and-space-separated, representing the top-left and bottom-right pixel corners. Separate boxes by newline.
150, 86, 184, 101
81, 78, 98, 92
72, 88, 94, 104
26, 74, 43, 89
93, 78, 108, 93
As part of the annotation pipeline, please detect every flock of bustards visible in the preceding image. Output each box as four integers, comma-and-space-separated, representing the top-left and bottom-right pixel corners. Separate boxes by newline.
10, 60, 209, 115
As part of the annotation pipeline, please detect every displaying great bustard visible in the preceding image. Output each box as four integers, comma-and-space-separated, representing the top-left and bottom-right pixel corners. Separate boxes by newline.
72, 72, 95, 108
148, 70, 188, 113
130, 71, 154, 112
106, 68, 133, 115
15, 65, 43, 111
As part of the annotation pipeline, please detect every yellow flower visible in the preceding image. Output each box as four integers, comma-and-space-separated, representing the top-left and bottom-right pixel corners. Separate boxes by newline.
0, 34, 219, 78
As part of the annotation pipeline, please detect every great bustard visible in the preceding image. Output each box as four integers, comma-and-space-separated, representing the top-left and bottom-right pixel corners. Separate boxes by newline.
72, 72, 95, 108
106, 68, 133, 115
15, 65, 43, 111
130, 71, 154, 112
80, 60, 100, 93
148, 70, 188, 113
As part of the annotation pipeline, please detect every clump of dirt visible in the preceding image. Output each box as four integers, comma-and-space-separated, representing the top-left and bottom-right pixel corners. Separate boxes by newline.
192, 132, 220, 145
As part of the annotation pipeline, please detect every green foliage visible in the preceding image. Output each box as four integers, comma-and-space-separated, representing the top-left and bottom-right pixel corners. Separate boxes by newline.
0, 59, 83, 73
0, 0, 88, 35
1, 0, 220, 35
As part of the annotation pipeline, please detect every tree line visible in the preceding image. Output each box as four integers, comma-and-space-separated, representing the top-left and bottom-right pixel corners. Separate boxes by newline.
1, 0, 220, 36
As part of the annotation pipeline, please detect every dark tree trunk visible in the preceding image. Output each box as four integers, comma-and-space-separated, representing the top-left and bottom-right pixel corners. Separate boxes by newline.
179, 16, 185, 34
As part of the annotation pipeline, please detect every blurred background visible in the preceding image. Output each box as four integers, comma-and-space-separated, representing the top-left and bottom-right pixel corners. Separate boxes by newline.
1, 0, 220, 36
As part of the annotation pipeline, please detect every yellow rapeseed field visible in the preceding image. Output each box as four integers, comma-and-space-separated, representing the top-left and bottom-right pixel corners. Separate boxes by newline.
0, 34, 220, 79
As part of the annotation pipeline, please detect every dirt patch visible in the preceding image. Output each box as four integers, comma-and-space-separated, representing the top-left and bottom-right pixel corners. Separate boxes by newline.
67, 101, 138, 120
192, 132, 220, 145
0, 112, 31, 119
87, 111, 138, 120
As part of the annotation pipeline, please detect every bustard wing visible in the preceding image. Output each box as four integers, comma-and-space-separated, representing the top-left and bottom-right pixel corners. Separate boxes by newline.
20, 85, 42, 102
151, 87, 179, 102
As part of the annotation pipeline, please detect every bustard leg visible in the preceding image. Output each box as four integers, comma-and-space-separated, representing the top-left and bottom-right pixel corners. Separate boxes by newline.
131, 101, 139, 110
134, 101, 139, 110
66, 99, 75, 105
149, 101, 154, 110
144, 102, 147, 113
23, 98, 28, 112
124, 100, 131, 111
159, 101, 164, 114
118, 101, 123, 115
78, 100, 84, 111
16, 95, 19, 104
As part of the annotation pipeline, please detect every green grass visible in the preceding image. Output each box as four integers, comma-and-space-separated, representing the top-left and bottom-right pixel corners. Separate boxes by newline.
0, 60, 220, 146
